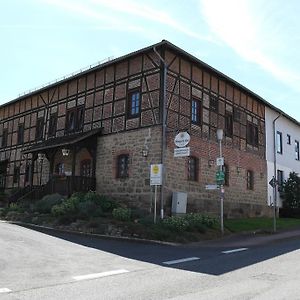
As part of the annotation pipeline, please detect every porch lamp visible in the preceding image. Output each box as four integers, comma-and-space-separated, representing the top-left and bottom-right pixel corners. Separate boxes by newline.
62, 148, 70, 156
216, 129, 224, 235
37, 153, 45, 162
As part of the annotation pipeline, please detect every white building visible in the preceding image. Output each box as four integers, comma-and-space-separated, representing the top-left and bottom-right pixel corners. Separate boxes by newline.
265, 106, 300, 207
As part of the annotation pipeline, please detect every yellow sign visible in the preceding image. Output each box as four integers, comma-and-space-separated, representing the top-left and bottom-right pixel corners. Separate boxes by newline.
152, 165, 159, 175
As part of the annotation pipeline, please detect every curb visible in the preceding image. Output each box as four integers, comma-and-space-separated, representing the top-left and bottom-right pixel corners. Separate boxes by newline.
5, 220, 179, 247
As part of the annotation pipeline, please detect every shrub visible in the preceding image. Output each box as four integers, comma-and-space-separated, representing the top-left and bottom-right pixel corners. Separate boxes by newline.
34, 193, 64, 214
184, 213, 217, 229
8, 202, 23, 212
77, 200, 102, 219
162, 216, 189, 232
112, 207, 131, 221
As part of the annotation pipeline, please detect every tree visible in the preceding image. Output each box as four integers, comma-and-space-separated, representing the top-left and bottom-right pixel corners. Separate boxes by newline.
282, 172, 300, 209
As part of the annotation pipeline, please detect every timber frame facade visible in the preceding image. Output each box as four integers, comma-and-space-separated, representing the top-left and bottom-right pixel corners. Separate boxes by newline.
0, 40, 272, 217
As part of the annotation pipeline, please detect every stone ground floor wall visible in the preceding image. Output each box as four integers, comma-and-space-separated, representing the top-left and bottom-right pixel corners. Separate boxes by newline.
95, 126, 272, 218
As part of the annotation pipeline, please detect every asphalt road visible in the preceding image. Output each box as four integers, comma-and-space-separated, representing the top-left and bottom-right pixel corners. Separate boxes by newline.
1, 221, 300, 299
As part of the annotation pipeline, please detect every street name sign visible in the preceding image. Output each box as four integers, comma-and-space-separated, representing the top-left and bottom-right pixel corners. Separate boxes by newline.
174, 132, 190, 148
205, 184, 219, 190
174, 147, 190, 157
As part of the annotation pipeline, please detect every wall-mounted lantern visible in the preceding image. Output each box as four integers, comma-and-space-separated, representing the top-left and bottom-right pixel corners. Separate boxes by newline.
62, 148, 70, 157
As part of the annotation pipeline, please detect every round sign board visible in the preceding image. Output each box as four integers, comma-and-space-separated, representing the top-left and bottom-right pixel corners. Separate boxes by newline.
174, 132, 190, 148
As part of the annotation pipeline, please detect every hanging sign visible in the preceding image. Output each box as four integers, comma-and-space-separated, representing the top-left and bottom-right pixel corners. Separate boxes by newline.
174, 132, 190, 148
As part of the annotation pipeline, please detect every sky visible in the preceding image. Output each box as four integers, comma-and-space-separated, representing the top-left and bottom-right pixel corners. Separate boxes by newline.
1, 0, 300, 122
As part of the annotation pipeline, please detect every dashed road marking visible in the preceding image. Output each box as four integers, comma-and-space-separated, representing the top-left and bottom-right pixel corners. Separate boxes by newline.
222, 248, 248, 254
73, 269, 129, 281
163, 257, 200, 265
0, 288, 11, 293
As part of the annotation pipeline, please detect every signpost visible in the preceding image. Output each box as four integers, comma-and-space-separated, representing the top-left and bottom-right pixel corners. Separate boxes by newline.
150, 164, 162, 223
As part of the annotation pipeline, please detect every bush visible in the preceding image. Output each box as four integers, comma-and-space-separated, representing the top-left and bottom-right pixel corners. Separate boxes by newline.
8, 202, 23, 212
283, 172, 300, 209
34, 193, 64, 214
77, 200, 102, 219
162, 216, 189, 232
112, 207, 131, 221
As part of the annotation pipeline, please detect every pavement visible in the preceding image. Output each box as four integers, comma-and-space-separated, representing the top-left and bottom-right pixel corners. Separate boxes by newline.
6, 220, 300, 249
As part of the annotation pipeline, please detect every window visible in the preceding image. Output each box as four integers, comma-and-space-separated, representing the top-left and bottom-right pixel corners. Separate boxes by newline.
1, 129, 8, 148
233, 107, 241, 122
25, 164, 30, 183
66, 106, 85, 133
287, 134, 291, 145
276, 131, 282, 154
55, 163, 64, 175
246, 123, 258, 147
17, 124, 24, 144
117, 154, 129, 178
191, 99, 201, 124
35, 118, 44, 140
277, 170, 284, 192
13, 166, 20, 184
246, 170, 254, 190
295, 140, 300, 161
223, 164, 229, 186
188, 156, 198, 181
49, 114, 57, 137
127, 90, 140, 118
210, 96, 218, 112
225, 113, 233, 137
80, 159, 92, 177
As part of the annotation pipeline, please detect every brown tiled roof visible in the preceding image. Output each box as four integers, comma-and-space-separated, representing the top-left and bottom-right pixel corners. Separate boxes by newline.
22, 128, 102, 154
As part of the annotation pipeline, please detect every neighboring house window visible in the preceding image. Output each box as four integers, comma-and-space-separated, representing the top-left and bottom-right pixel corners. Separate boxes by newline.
35, 118, 44, 140
287, 134, 291, 145
276, 131, 283, 154
80, 159, 92, 177
247, 123, 258, 147
117, 154, 129, 178
49, 114, 57, 137
188, 156, 198, 181
191, 99, 201, 124
13, 166, 20, 184
17, 124, 24, 144
55, 163, 65, 175
277, 170, 284, 193
246, 170, 254, 190
223, 164, 229, 186
225, 113, 233, 137
65, 106, 85, 133
295, 140, 300, 161
210, 96, 218, 112
127, 90, 140, 118
1, 129, 8, 148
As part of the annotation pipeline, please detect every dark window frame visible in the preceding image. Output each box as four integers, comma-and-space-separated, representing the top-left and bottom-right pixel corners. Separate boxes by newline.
246, 170, 254, 190
13, 166, 20, 184
65, 106, 85, 133
17, 124, 24, 144
80, 159, 92, 177
188, 156, 198, 181
287, 134, 291, 145
225, 112, 233, 137
191, 98, 201, 125
233, 107, 241, 122
127, 89, 141, 119
1, 129, 8, 148
210, 96, 218, 112
35, 117, 44, 141
295, 140, 300, 161
117, 154, 129, 179
223, 163, 229, 186
48, 113, 58, 137
276, 131, 283, 154
246, 122, 258, 147
277, 170, 284, 192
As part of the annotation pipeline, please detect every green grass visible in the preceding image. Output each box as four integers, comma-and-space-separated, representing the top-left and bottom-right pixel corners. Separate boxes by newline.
225, 217, 300, 233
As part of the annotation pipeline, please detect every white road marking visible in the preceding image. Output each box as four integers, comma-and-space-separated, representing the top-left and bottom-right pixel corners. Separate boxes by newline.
73, 269, 129, 281
0, 288, 11, 293
222, 248, 248, 254
163, 257, 200, 265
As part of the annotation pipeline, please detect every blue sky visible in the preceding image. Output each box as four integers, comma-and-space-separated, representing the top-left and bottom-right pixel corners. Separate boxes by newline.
1, 0, 300, 121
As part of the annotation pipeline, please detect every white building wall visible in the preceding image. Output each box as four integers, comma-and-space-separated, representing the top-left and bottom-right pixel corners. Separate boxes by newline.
265, 107, 300, 206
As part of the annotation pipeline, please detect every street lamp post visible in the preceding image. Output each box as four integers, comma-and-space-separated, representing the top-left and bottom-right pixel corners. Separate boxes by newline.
217, 129, 224, 235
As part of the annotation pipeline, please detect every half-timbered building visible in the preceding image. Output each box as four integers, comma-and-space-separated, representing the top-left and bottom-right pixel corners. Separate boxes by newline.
0, 40, 272, 217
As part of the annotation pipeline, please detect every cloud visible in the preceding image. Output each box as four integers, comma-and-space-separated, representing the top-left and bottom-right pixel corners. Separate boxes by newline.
200, 0, 300, 92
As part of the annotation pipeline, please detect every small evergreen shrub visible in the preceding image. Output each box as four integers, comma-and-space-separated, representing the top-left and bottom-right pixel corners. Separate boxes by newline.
112, 207, 131, 221
34, 193, 63, 214
162, 216, 189, 232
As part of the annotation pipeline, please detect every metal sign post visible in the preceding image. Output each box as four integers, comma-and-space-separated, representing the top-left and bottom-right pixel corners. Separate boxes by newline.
150, 164, 162, 223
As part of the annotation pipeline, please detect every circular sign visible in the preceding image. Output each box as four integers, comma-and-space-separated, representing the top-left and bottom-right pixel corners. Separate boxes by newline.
174, 132, 190, 148
152, 165, 159, 175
